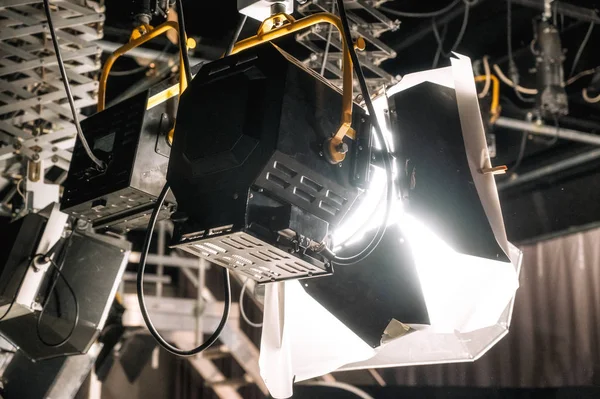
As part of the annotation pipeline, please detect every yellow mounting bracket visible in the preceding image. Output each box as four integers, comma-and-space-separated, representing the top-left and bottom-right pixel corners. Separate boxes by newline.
98, 21, 195, 144
231, 13, 360, 164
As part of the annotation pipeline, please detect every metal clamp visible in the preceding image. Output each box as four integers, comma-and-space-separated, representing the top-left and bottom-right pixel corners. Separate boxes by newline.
231, 13, 361, 164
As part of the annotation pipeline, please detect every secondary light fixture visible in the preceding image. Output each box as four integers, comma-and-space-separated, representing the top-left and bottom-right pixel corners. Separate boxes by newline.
260, 54, 521, 398
61, 19, 189, 233
0, 204, 130, 360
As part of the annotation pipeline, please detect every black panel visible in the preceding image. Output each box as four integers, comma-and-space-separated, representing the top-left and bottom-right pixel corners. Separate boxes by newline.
389, 82, 508, 262
182, 71, 257, 168
168, 46, 287, 230
302, 224, 429, 348
0, 214, 45, 307
63, 91, 147, 208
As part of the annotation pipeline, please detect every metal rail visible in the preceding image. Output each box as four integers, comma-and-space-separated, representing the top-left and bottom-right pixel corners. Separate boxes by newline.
495, 117, 600, 146
497, 148, 600, 190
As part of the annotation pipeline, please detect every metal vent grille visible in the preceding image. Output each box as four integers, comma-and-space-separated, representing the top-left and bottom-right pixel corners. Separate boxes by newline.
65, 187, 154, 221
256, 152, 355, 224
178, 232, 331, 283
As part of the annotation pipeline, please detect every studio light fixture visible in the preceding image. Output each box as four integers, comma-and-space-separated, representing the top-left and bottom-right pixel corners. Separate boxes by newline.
167, 19, 372, 283
0, 204, 130, 360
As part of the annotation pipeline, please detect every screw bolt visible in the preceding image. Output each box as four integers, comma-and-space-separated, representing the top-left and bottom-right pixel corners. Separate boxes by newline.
335, 142, 349, 154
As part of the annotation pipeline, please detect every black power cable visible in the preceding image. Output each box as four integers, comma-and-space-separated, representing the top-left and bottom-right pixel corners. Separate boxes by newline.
431, 23, 448, 68
546, 115, 561, 147
35, 234, 79, 348
36, 258, 80, 348
109, 64, 149, 77
569, 21, 594, 78
135, 10, 245, 358
42, 0, 105, 170
379, 0, 461, 18
506, 0, 536, 103
110, 42, 172, 77
136, 184, 232, 356
175, 0, 193, 84
431, 0, 471, 58
332, 0, 394, 266
226, 15, 248, 56
508, 131, 528, 176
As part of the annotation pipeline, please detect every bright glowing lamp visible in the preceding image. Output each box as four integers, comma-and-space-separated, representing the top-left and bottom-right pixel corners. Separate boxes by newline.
259, 54, 521, 399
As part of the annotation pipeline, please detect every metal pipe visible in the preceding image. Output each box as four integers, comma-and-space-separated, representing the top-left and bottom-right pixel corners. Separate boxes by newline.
129, 252, 201, 268
96, 40, 205, 65
123, 271, 171, 284
497, 148, 600, 190
495, 116, 600, 146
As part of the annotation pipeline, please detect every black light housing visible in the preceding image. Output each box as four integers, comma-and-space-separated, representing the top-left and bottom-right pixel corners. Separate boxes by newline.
167, 44, 371, 283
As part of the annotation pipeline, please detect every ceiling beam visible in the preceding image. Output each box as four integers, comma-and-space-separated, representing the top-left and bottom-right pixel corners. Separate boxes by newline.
497, 148, 600, 190
495, 116, 600, 146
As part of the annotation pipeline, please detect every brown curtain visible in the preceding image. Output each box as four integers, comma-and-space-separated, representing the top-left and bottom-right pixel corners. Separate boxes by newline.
385, 227, 600, 387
